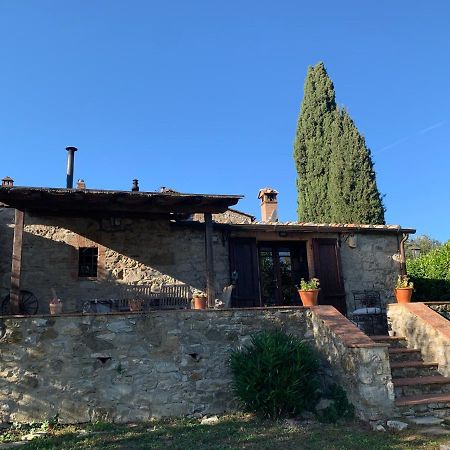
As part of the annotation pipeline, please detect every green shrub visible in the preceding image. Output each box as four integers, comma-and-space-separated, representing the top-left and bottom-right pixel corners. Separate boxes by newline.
407, 240, 450, 300
316, 385, 355, 423
229, 329, 319, 419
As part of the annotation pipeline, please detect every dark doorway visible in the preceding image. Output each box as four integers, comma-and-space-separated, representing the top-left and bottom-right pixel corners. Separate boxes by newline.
313, 238, 347, 314
229, 238, 260, 307
258, 242, 309, 306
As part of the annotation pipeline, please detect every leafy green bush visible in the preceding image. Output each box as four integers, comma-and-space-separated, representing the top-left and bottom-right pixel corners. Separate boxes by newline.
230, 329, 319, 419
407, 240, 450, 300
316, 385, 355, 423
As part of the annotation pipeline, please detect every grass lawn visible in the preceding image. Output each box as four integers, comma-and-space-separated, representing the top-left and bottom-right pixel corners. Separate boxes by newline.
1, 414, 449, 450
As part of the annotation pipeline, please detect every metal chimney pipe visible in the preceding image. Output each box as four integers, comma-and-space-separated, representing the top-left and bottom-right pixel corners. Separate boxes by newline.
65, 146, 78, 188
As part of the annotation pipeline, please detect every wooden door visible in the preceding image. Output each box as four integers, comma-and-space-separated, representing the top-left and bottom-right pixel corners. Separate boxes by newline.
229, 238, 260, 307
313, 238, 347, 314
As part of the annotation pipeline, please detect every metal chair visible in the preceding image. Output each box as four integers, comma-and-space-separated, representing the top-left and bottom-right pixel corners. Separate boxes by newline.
350, 290, 387, 335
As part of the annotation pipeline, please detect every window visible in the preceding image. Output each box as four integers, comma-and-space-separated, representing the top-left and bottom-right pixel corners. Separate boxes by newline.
78, 247, 98, 278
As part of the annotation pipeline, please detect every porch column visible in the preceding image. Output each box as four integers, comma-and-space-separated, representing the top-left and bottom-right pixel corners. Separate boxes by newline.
204, 213, 215, 308
10, 209, 24, 314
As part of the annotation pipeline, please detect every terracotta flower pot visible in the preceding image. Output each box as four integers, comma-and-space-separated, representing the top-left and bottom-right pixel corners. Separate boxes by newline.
394, 288, 413, 304
49, 303, 63, 315
194, 296, 207, 310
298, 289, 320, 307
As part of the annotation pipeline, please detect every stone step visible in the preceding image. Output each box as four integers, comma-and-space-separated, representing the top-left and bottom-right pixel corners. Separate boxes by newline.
372, 335, 407, 346
396, 392, 450, 408
394, 376, 450, 397
388, 348, 423, 362
406, 416, 444, 426
390, 361, 440, 379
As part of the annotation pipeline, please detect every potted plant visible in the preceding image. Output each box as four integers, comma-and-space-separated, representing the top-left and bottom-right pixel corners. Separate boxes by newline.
49, 288, 63, 315
49, 294, 63, 315
192, 291, 208, 310
297, 278, 320, 307
128, 299, 144, 312
394, 275, 414, 303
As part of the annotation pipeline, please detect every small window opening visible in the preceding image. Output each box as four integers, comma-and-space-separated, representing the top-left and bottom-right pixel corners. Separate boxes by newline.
78, 247, 98, 278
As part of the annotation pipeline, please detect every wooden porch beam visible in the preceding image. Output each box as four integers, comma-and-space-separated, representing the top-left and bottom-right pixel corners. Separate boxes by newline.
10, 209, 24, 314
204, 213, 215, 308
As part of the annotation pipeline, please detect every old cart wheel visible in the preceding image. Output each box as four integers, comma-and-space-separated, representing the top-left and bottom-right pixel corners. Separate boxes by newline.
1, 290, 39, 316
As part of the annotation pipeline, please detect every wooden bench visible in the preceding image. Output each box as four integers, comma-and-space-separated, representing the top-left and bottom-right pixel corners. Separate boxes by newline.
79, 284, 193, 313
119, 283, 192, 311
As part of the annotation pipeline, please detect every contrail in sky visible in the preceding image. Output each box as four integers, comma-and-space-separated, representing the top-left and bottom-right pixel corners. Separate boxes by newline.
376, 120, 446, 154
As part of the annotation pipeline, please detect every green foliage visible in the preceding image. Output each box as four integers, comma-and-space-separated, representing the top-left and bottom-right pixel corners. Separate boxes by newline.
316, 385, 355, 423
299, 278, 320, 290
293, 62, 337, 222
293, 62, 385, 224
328, 110, 385, 224
88, 421, 118, 432
406, 235, 441, 258
407, 240, 450, 300
229, 329, 319, 419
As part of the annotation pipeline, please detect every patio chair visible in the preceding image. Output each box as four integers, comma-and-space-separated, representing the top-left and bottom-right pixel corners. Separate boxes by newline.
349, 290, 387, 335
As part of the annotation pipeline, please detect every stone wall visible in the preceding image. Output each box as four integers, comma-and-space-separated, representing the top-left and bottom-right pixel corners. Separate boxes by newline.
0, 307, 394, 424
0, 208, 230, 312
0, 308, 311, 423
340, 233, 401, 309
388, 303, 450, 377
193, 209, 254, 224
0, 206, 404, 314
309, 305, 395, 421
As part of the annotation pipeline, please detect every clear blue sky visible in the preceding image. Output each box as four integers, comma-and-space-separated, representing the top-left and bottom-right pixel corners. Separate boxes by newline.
0, 1, 449, 241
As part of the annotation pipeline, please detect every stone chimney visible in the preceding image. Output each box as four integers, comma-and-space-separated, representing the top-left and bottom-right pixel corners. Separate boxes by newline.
76, 179, 86, 190
2, 176, 14, 187
258, 188, 278, 222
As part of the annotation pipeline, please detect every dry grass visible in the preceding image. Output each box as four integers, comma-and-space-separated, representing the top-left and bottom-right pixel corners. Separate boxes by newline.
1, 414, 449, 450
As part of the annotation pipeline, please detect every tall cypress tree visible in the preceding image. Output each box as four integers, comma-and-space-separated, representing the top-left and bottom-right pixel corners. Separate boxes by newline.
293, 62, 337, 222
293, 62, 385, 224
329, 110, 385, 224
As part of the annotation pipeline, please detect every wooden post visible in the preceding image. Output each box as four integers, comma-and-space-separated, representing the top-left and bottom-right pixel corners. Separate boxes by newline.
306, 238, 315, 278
10, 209, 24, 314
204, 213, 215, 308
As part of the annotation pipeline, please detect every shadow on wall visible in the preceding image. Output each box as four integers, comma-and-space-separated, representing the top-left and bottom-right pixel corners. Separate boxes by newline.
393, 308, 450, 376
0, 210, 14, 291
0, 213, 229, 312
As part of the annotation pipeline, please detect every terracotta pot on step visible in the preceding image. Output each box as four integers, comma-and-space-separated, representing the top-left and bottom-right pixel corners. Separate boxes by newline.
298, 289, 320, 307
394, 288, 413, 304
193, 296, 207, 310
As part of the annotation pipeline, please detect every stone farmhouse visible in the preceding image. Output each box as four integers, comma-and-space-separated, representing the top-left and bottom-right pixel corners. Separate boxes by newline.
8, 148, 450, 426
0, 166, 414, 316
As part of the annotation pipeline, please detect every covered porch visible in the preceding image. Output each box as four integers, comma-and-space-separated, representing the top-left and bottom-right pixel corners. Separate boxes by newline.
0, 185, 242, 314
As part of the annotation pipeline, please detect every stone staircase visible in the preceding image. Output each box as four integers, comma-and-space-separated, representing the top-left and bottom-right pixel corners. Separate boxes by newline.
372, 335, 450, 418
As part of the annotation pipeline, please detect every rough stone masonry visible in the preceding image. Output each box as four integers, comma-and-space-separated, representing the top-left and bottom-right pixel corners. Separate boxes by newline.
0, 308, 394, 424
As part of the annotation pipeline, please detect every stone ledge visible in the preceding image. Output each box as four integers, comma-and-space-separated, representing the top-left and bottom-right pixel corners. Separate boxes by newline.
389, 303, 450, 341
311, 305, 386, 348
0, 305, 308, 320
